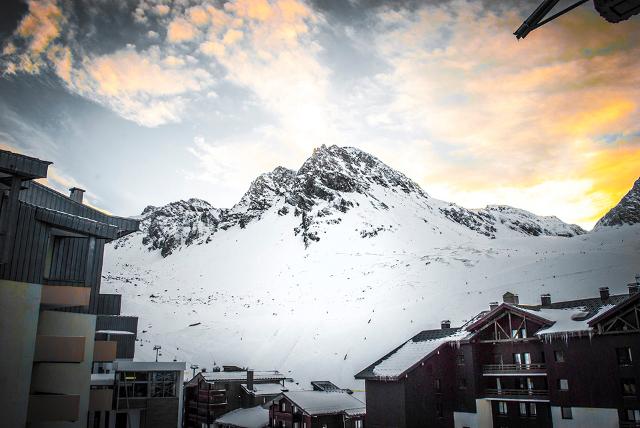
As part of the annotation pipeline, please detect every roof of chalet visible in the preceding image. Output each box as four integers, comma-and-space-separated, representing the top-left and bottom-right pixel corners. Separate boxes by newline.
214, 406, 269, 428
200, 370, 287, 383
22, 181, 139, 239
241, 381, 302, 396
277, 391, 365, 417
0, 149, 51, 180
356, 290, 638, 380
355, 327, 468, 380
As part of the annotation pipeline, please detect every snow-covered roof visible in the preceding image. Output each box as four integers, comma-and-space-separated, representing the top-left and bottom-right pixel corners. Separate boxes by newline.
95, 329, 135, 335
370, 328, 468, 379
241, 381, 302, 396
214, 406, 269, 428
202, 370, 286, 382
281, 391, 365, 416
516, 304, 616, 337
90, 373, 115, 386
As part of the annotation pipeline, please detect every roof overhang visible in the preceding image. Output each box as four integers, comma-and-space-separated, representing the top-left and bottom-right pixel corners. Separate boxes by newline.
35, 206, 120, 240
0, 149, 51, 180
465, 303, 552, 332
588, 292, 640, 326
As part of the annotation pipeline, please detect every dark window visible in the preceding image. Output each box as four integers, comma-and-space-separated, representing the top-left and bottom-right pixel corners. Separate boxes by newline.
434, 378, 441, 392
554, 350, 565, 362
530, 403, 537, 417
436, 402, 443, 418
622, 378, 637, 397
627, 409, 640, 421
457, 354, 465, 365
617, 347, 633, 366
458, 378, 467, 390
561, 407, 573, 419
498, 401, 508, 415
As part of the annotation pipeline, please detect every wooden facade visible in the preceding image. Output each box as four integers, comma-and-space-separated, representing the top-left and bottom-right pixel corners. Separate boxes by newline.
358, 288, 640, 428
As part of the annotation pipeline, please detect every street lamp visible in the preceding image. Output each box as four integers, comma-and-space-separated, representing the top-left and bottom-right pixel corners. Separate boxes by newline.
190, 364, 199, 378
153, 345, 162, 362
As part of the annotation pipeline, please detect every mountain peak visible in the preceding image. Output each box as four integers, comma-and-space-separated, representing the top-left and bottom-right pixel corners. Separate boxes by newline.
595, 177, 640, 229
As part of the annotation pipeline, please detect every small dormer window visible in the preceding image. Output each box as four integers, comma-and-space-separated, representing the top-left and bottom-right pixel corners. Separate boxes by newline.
281, 401, 286, 412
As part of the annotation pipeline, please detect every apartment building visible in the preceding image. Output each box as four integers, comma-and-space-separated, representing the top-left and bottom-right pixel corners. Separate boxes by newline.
357, 279, 640, 428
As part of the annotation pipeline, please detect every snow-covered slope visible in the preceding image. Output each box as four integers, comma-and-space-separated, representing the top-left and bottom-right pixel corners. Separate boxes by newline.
595, 177, 640, 229
102, 145, 639, 389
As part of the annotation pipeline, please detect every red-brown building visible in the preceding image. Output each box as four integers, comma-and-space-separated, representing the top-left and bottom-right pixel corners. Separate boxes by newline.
269, 390, 365, 428
357, 279, 640, 428
183, 368, 293, 427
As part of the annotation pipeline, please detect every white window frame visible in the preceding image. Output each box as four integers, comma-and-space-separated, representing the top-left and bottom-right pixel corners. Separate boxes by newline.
559, 379, 569, 391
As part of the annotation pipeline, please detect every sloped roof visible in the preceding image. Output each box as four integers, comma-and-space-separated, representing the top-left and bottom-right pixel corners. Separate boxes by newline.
355, 327, 467, 380
281, 391, 365, 416
214, 406, 268, 428
588, 292, 640, 326
201, 370, 286, 382
241, 381, 302, 396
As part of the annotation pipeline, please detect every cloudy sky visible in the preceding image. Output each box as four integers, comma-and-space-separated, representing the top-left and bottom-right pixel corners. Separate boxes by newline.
0, 0, 638, 229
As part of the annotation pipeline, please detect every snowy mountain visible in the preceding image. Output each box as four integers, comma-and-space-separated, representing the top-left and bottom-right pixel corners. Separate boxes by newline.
116, 145, 584, 258
102, 145, 639, 389
595, 177, 640, 229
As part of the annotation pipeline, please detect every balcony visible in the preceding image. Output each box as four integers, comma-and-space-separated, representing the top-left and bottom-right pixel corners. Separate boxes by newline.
33, 335, 85, 363
93, 340, 117, 362
40, 285, 90, 307
89, 389, 114, 411
27, 394, 80, 422
620, 422, 640, 428
188, 400, 227, 408
482, 364, 547, 376
484, 388, 549, 401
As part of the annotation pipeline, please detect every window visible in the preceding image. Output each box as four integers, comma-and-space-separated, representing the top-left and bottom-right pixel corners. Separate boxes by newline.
303, 423, 307, 428
520, 328, 527, 338
293, 406, 297, 414
434, 378, 441, 392
280, 401, 286, 412
622, 378, 637, 396
293, 423, 299, 428
554, 350, 565, 362
617, 347, 633, 366
355, 421, 363, 428
458, 378, 467, 390
561, 407, 573, 419
498, 401, 508, 415
457, 354, 465, 365
530, 403, 537, 416
519, 402, 527, 416
558, 379, 569, 391
435, 402, 443, 418
627, 409, 640, 421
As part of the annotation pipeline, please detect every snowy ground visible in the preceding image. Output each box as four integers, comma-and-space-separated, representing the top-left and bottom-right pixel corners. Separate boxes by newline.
102, 202, 640, 390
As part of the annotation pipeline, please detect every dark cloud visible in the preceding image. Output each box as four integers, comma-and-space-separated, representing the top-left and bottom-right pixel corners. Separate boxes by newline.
0, 0, 28, 41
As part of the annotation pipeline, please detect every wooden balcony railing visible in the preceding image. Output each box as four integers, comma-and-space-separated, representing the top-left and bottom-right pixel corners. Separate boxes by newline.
484, 388, 549, 400
483, 364, 546, 375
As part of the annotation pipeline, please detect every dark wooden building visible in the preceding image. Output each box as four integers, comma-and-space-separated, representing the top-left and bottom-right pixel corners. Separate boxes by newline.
0, 148, 185, 428
356, 281, 640, 428
184, 369, 292, 428
268, 390, 365, 428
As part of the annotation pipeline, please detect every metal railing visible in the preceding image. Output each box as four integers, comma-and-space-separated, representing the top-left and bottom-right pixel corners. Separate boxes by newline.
484, 388, 549, 398
483, 363, 546, 374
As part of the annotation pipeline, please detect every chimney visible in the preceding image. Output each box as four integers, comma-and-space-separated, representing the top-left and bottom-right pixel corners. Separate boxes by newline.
201, 368, 207, 373
599, 287, 610, 300
629, 283, 639, 295
489, 302, 499, 310
440, 320, 451, 329
636, 273, 640, 285
541, 294, 551, 306
69, 187, 85, 204
247, 370, 254, 391
502, 292, 519, 305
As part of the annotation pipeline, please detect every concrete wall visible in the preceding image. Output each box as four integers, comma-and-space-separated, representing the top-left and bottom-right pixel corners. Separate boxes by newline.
30, 310, 96, 428
550, 406, 618, 428
0, 280, 42, 428
453, 400, 492, 428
